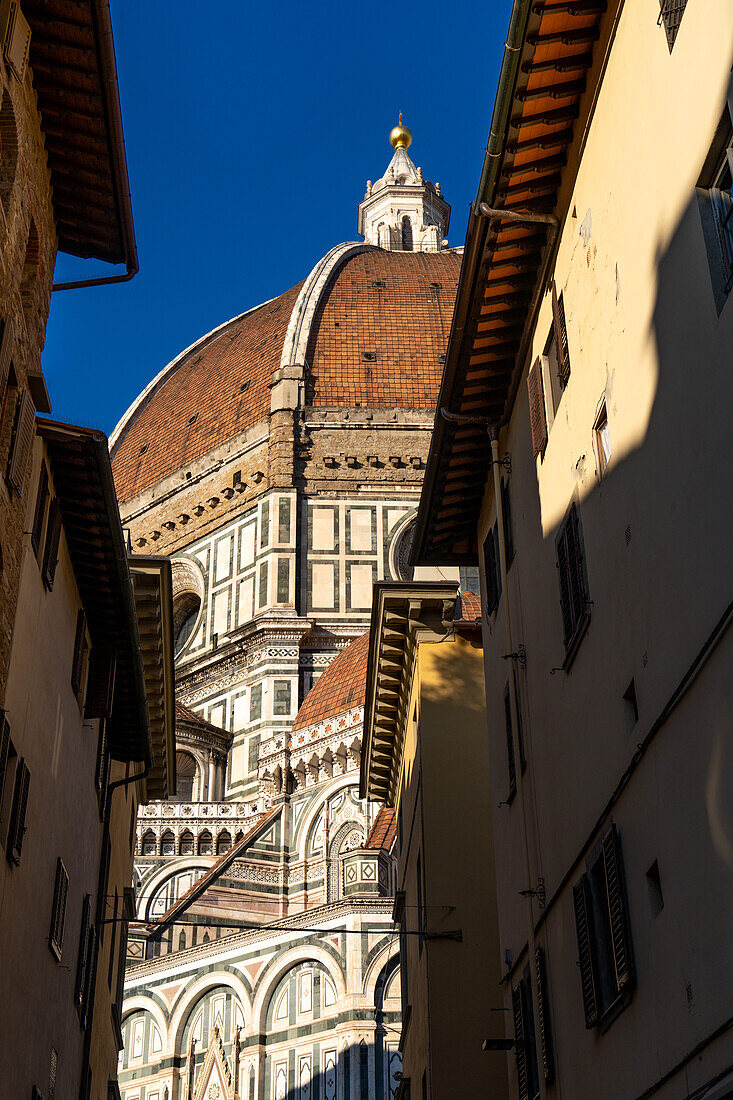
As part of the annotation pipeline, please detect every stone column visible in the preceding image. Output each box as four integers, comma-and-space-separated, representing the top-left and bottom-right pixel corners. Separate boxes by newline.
208, 752, 216, 803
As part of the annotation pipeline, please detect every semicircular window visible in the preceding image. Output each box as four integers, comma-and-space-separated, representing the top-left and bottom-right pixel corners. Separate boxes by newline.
175, 607, 199, 654
171, 558, 205, 657
391, 519, 416, 582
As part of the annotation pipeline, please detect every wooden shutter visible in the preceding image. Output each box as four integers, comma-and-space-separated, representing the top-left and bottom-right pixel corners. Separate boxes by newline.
504, 682, 516, 799
30, 463, 48, 555
512, 982, 529, 1100
75, 894, 92, 1008
7, 757, 30, 864
535, 947, 555, 1085
115, 910, 129, 1009
501, 477, 514, 564
557, 504, 588, 645
527, 357, 548, 458
49, 857, 69, 958
7, 387, 35, 495
483, 526, 499, 615
42, 498, 62, 590
71, 610, 87, 695
573, 874, 599, 1027
84, 647, 117, 720
81, 923, 97, 1030
0, 317, 13, 404
602, 825, 635, 995
552, 284, 571, 388
0, 711, 10, 796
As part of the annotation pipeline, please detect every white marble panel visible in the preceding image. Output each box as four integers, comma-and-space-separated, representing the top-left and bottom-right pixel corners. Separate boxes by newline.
349, 509, 372, 551
350, 563, 373, 608
312, 508, 334, 551
312, 563, 334, 609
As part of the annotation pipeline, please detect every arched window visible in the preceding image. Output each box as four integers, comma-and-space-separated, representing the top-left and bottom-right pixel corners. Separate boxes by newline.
179, 829, 194, 855
174, 750, 199, 801
171, 558, 205, 657
401, 215, 413, 251
160, 830, 175, 856
141, 830, 156, 856
198, 830, 213, 855
216, 830, 232, 854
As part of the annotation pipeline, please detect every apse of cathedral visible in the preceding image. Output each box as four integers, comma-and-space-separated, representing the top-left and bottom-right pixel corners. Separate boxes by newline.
112, 122, 465, 1100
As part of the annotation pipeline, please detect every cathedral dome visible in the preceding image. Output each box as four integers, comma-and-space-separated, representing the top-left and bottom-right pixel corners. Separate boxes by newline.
110, 245, 460, 505
292, 632, 370, 732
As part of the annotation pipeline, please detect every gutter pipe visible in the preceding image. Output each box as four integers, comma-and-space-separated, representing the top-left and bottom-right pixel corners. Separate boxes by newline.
52, 0, 138, 292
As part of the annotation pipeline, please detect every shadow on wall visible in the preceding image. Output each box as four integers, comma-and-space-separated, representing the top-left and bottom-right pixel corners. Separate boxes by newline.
259, 1036, 402, 1100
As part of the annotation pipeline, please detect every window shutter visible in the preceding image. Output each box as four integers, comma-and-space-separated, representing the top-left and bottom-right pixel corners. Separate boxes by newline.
483, 526, 499, 615
504, 682, 517, 799
535, 947, 555, 1085
115, 911, 129, 1009
49, 857, 69, 958
75, 894, 92, 1008
556, 521, 574, 644
30, 463, 48, 555
42, 498, 62, 590
512, 982, 528, 1100
84, 647, 117, 720
71, 609, 87, 695
7, 387, 35, 495
573, 874, 599, 1028
501, 478, 514, 565
552, 285, 571, 388
81, 923, 97, 1030
0, 711, 10, 795
527, 357, 548, 458
557, 504, 588, 646
0, 317, 13, 404
7, 757, 30, 864
602, 824, 635, 995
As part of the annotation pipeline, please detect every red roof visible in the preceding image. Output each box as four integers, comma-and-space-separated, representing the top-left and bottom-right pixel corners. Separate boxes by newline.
292, 632, 370, 731
455, 591, 481, 622
365, 807, 397, 851
306, 250, 461, 408
111, 282, 303, 503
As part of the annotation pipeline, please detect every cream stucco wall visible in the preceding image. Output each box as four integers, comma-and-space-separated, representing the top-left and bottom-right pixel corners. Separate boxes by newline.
474, 1, 733, 1096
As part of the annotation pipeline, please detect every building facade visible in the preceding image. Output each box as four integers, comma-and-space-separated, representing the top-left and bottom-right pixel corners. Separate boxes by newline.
361, 584, 509, 1100
114, 126, 465, 1099
414, 1, 733, 1097
0, 420, 174, 1100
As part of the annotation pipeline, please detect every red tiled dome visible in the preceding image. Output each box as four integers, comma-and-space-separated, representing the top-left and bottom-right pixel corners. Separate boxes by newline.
292, 632, 370, 731
110, 282, 303, 504
110, 247, 461, 505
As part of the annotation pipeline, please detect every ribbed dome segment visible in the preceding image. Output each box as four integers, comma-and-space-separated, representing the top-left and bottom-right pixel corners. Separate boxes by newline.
110, 281, 303, 504
292, 632, 370, 731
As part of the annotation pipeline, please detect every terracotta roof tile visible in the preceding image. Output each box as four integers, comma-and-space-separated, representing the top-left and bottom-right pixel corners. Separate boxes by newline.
306, 250, 461, 408
292, 632, 370, 731
455, 590, 481, 622
111, 283, 303, 503
365, 806, 397, 851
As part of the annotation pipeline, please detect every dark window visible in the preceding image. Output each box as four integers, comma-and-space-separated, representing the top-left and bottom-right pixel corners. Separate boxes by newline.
41, 498, 62, 590
276, 557, 289, 603
6, 756, 30, 864
71, 610, 87, 696
504, 682, 517, 802
30, 463, 48, 556
514, 671, 526, 772
458, 565, 479, 594
258, 561, 268, 608
512, 963, 540, 1100
250, 683, 262, 722
483, 524, 501, 616
273, 679, 291, 716
49, 858, 69, 960
555, 502, 590, 659
107, 891, 118, 988
551, 285, 571, 389
260, 501, 270, 548
278, 496, 291, 543
74, 898, 96, 1028
594, 402, 611, 476
85, 647, 116, 720
646, 860, 664, 918
573, 824, 635, 1029
527, 357, 548, 459
248, 734, 260, 774
658, 0, 688, 51
402, 215, 413, 251
6, 387, 35, 495
501, 478, 514, 566
0, 318, 13, 411
95, 721, 109, 818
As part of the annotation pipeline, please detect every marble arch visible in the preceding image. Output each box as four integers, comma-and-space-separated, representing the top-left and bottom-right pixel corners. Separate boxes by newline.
251, 944, 348, 1033
169, 969, 252, 1056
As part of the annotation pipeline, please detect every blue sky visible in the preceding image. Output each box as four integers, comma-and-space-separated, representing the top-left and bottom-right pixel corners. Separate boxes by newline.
44, 0, 514, 436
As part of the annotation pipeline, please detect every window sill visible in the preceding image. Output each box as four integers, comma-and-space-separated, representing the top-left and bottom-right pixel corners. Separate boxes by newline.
562, 610, 591, 673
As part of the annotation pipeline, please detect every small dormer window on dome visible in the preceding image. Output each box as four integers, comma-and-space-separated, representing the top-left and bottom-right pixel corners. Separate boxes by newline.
401, 216, 413, 251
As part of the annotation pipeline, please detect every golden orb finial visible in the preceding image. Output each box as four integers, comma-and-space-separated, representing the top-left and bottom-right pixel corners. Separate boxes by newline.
389, 113, 412, 150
